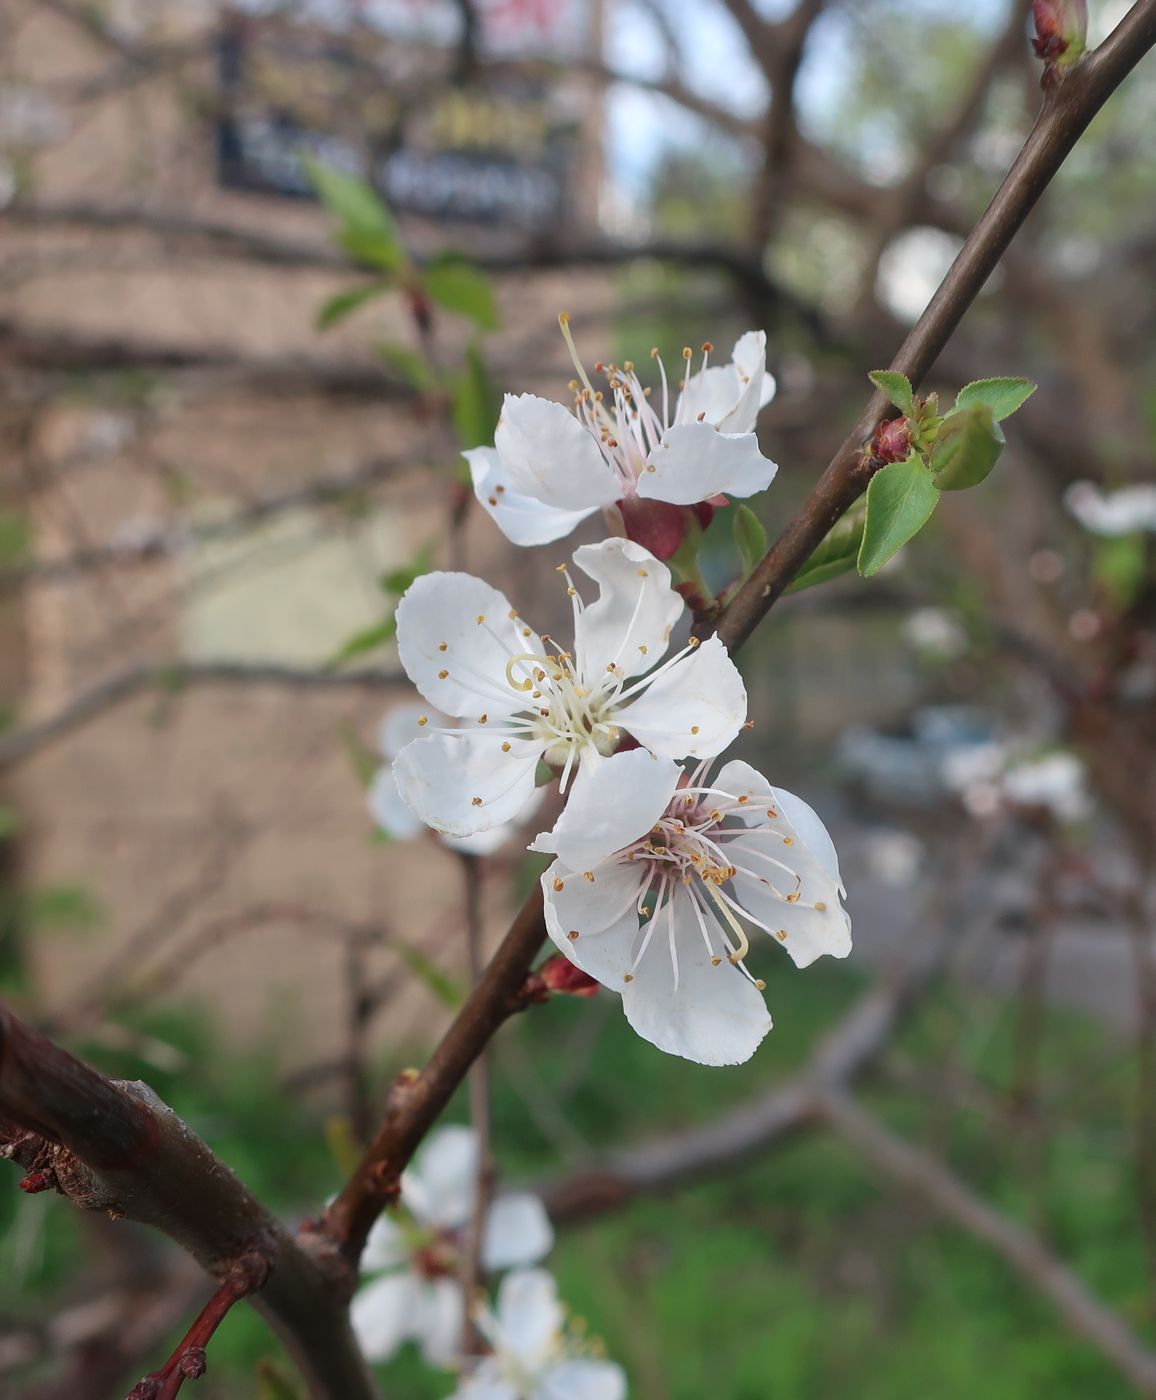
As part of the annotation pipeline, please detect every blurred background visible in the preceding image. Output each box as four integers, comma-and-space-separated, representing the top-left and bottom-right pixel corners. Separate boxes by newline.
1, 0, 1155, 1395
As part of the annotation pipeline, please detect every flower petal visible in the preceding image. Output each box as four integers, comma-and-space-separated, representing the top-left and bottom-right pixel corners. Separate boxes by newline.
675, 363, 745, 427
622, 886, 772, 1065
494, 1269, 564, 1367
482, 1192, 555, 1271
543, 875, 644, 988
361, 1212, 409, 1272
539, 1360, 629, 1400
451, 1372, 518, 1400
378, 701, 448, 761
394, 731, 541, 838
530, 749, 681, 870
495, 395, 621, 511
571, 538, 683, 680
403, 1124, 477, 1229
714, 762, 852, 969
443, 787, 543, 857
350, 1271, 420, 1362
639, 421, 778, 505
623, 636, 746, 760
367, 765, 425, 842
396, 571, 542, 719
467, 447, 601, 547
415, 1276, 465, 1369
725, 329, 776, 431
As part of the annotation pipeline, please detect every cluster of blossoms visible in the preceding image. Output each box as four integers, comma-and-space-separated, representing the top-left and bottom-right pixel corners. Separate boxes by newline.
352, 1127, 625, 1398
373, 324, 853, 1067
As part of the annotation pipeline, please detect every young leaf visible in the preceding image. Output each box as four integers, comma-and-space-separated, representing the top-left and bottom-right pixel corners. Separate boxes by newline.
316, 281, 390, 332
930, 405, 1005, 491
858, 455, 940, 577
301, 157, 405, 272
328, 615, 397, 668
380, 543, 434, 598
451, 342, 501, 448
257, 1359, 306, 1400
393, 937, 464, 1009
787, 507, 865, 593
868, 370, 917, 419
422, 255, 500, 331
953, 377, 1036, 421
732, 504, 768, 576
377, 341, 434, 391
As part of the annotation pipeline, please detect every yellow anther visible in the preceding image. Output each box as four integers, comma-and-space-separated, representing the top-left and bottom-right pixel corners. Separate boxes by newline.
638, 644, 648, 655
583, 871, 596, 882
438, 669, 449, 680
553, 878, 565, 892
815, 901, 827, 912
738, 795, 749, 804
623, 973, 634, 983
471, 797, 483, 806
701, 341, 713, 353
637, 568, 649, 577
417, 715, 428, 726
501, 742, 511, 752
783, 836, 794, 846
476, 614, 485, 624
690, 725, 700, 735
438, 641, 448, 652
710, 956, 722, 967
755, 978, 766, 991
478, 714, 488, 724
775, 929, 788, 941
567, 930, 579, 941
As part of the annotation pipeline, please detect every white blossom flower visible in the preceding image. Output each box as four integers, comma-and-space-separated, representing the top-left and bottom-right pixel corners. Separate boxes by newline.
392, 538, 746, 839
1065, 480, 1156, 535
451, 1270, 627, 1400
468, 323, 777, 547
1000, 751, 1089, 823
534, 748, 851, 1066
369, 701, 542, 855
351, 1126, 554, 1369
903, 607, 967, 660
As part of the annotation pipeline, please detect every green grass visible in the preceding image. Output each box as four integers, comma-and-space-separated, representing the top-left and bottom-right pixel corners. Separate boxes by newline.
1, 964, 1151, 1398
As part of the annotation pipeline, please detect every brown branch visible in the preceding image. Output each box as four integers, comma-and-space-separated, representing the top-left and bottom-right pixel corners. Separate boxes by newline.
0, 661, 406, 772
714, 0, 1156, 655
457, 854, 493, 1355
817, 1088, 1156, 1396
0, 1005, 375, 1400
125, 1253, 269, 1400
321, 0, 1156, 1269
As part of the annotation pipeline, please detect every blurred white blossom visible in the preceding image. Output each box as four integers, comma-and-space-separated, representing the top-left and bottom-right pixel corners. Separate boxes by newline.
1065, 481, 1156, 536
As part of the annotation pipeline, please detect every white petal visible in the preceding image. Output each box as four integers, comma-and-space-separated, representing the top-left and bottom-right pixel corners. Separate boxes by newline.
367, 765, 425, 842
378, 701, 447, 761
350, 1271, 420, 1362
622, 886, 772, 1065
467, 447, 601, 547
542, 854, 648, 939
396, 571, 541, 719
361, 1212, 409, 1272
494, 1269, 564, 1367
538, 1360, 629, 1400
543, 877, 643, 989
415, 1277, 465, 1369
495, 395, 621, 511
530, 749, 681, 870
623, 636, 746, 760
675, 363, 745, 428
482, 1192, 555, 1271
724, 329, 776, 431
452, 1371, 518, 1400
394, 732, 541, 838
570, 538, 683, 680
713, 764, 851, 970
638, 422, 778, 505
403, 1124, 478, 1229
443, 786, 543, 856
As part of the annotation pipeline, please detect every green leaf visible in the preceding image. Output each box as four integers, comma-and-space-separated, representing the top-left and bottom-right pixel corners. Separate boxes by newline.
380, 543, 434, 598
858, 455, 940, 577
451, 342, 501, 449
0, 806, 19, 839
377, 341, 434, 391
1092, 533, 1147, 608
422, 255, 500, 331
953, 377, 1036, 422
733, 505, 768, 577
328, 614, 397, 668
316, 281, 391, 332
25, 883, 103, 934
257, 1359, 306, 1400
787, 508, 865, 593
393, 937, 464, 1009
868, 371, 916, 419
338, 721, 380, 789
930, 406, 1005, 491
300, 157, 405, 271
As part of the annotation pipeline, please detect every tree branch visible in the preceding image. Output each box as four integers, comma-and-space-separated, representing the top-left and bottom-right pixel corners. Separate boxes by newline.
0, 1006, 375, 1400
321, 0, 1156, 1270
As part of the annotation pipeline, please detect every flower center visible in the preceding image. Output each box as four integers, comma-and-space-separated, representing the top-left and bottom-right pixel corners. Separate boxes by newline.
558, 312, 713, 495
502, 646, 621, 778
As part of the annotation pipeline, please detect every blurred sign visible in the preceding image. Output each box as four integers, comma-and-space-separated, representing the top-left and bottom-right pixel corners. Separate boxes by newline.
216, 4, 589, 230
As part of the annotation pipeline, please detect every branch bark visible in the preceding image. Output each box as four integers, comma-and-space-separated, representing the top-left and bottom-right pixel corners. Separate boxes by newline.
0, 1006, 376, 1400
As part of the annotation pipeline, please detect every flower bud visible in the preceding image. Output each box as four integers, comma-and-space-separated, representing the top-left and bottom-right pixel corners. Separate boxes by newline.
1032, 0, 1087, 67
618, 496, 701, 561
538, 954, 600, 997
871, 416, 911, 465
